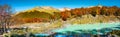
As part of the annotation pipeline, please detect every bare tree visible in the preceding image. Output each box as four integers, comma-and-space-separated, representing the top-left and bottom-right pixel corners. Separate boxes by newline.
0, 4, 12, 34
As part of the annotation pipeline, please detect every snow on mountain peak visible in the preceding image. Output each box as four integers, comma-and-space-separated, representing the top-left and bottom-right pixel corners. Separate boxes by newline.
59, 7, 71, 11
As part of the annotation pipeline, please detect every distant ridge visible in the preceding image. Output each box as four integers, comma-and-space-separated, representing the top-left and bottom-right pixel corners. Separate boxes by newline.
23, 6, 60, 15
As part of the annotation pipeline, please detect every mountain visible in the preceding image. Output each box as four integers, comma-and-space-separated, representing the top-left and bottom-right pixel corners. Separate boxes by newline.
13, 6, 62, 23
87, 5, 103, 8
59, 7, 71, 11
24, 6, 60, 15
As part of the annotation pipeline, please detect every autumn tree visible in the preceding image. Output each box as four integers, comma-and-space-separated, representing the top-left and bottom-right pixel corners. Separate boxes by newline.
89, 6, 101, 16
85, 8, 92, 14
114, 8, 120, 16
90, 7, 97, 17
61, 10, 71, 21
100, 6, 108, 15
71, 8, 84, 17
107, 6, 118, 16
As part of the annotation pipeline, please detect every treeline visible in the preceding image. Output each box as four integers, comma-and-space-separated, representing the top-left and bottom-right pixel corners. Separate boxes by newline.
60, 6, 120, 21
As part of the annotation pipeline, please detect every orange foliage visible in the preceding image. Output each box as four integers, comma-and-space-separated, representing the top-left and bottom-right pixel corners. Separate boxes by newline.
21, 18, 49, 23
60, 10, 71, 21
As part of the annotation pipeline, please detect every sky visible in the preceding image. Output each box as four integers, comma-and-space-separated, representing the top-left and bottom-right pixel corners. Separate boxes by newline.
0, 0, 120, 12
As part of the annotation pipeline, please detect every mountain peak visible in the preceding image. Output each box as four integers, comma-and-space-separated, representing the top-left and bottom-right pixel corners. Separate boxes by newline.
41, 6, 53, 9
33, 6, 54, 10
17, 6, 60, 15
87, 5, 103, 8
59, 7, 71, 11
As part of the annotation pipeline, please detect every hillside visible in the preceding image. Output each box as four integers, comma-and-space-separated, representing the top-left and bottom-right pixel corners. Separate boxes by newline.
13, 6, 120, 24
13, 6, 62, 23
15, 10, 53, 18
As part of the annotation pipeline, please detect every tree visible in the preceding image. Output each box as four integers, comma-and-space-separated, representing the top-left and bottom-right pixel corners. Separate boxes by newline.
71, 8, 84, 17
90, 6, 101, 16
0, 4, 12, 34
100, 6, 108, 15
108, 6, 118, 16
61, 10, 71, 21
114, 8, 120, 16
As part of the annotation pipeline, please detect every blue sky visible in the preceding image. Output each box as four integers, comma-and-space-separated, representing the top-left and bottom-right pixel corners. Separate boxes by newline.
0, 0, 120, 12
